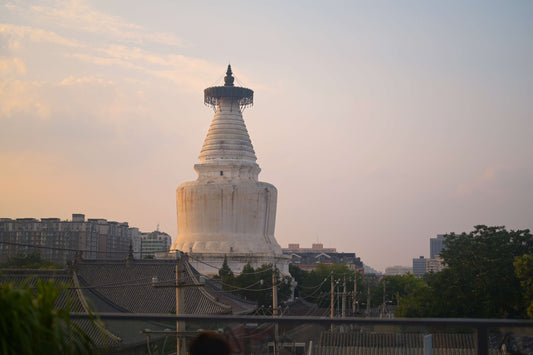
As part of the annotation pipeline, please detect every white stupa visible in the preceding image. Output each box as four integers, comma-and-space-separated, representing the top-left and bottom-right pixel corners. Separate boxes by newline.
171, 65, 288, 275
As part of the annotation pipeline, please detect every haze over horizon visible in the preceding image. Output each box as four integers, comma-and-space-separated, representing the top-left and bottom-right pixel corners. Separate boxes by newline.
1, 1, 532, 272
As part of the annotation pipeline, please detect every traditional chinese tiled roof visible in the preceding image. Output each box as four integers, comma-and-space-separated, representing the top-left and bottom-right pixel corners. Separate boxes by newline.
74, 258, 255, 315
314, 331, 499, 354
0, 269, 122, 348
0, 258, 256, 351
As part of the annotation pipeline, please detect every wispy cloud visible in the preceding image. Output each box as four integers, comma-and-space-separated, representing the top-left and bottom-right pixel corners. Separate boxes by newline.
71, 45, 220, 91
454, 166, 511, 198
29, 0, 182, 46
59, 75, 113, 86
2, 0, 221, 92
0, 24, 81, 48
0, 56, 26, 74
0, 79, 50, 118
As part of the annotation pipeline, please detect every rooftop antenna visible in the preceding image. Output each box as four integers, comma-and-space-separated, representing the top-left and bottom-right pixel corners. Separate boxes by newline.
156, 223, 160, 232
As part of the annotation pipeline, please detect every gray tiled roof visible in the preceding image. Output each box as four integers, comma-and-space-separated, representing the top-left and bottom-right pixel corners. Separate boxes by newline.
318, 332, 476, 349
0, 269, 122, 348
74, 258, 255, 315
313, 332, 507, 355
1, 258, 256, 351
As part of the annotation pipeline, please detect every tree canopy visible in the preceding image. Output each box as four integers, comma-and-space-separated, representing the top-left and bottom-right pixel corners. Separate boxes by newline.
218, 262, 292, 308
397, 225, 533, 318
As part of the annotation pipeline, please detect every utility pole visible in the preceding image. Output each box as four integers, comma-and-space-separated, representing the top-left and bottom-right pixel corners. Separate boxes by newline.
342, 276, 346, 318
366, 282, 370, 317
352, 269, 358, 315
381, 279, 386, 318
152, 251, 205, 355
330, 272, 334, 331
272, 265, 279, 355
176, 252, 186, 355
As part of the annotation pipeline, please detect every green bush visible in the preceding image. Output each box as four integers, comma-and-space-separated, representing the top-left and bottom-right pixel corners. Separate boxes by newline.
0, 279, 97, 355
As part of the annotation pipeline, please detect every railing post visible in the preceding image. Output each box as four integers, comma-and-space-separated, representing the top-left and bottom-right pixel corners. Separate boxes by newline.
477, 325, 488, 355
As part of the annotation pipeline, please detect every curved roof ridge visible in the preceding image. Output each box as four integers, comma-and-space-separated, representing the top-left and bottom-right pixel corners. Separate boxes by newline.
184, 261, 232, 313
72, 271, 123, 342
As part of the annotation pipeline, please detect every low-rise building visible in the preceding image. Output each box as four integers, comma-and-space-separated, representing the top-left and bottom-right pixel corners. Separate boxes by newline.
426, 255, 444, 273
140, 231, 172, 258
385, 265, 412, 276
282, 243, 362, 271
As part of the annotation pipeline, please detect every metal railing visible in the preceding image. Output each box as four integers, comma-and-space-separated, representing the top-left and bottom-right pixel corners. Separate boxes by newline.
71, 313, 533, 355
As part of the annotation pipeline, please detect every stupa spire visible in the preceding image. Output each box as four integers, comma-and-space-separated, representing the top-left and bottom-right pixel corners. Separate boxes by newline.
204, 66, 253, 109
196, 66, 259, 178
224, 64, 234, 86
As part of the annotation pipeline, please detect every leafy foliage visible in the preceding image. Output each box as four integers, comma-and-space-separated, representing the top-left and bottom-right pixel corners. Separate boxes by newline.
390, 274, 434, 317
219, 263, 292, 307
514, 254, 533, 318
290, 263, 363, 309
397, 226, 533, 318
1, 250, 62, 269
0, 279, 97, 354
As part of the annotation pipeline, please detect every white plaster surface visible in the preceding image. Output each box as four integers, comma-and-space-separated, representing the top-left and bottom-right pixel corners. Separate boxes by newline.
171, 98, 284, 264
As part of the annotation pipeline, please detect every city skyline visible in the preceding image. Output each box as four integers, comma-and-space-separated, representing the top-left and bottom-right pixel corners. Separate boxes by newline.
1, 1, 532, 271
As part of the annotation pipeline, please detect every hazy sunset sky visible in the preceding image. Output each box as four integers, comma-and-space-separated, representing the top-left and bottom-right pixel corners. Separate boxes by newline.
1, 1, 532, 271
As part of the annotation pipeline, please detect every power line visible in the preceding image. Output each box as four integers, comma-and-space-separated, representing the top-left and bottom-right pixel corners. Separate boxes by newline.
188, 254, 279, 276
0, 241, 129, 255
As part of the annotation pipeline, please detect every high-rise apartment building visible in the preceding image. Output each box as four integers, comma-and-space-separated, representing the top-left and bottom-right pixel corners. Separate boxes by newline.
0, 214, 140, 264
412, 256, 427, 276
430, 234, 445, 259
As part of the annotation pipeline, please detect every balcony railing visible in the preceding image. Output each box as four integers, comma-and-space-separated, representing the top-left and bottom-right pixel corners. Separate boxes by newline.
70, 313, 533, 355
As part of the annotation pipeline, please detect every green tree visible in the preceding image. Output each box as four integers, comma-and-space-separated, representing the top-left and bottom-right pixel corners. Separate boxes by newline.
398, 226, 533, 318
290, 264, 359, 309
218, 255, 235, 286
391, 274, 434, 317
0, 279, 97, 354
434, 226, 533, 318
514, 254, 533, 318
218, 263, 292, 308
1, 251, 62, 269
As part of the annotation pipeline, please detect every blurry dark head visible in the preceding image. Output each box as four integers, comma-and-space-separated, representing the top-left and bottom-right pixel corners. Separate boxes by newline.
188, 331, 231, 355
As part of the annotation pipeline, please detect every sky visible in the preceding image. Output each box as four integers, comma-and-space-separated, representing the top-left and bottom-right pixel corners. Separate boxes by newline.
1, 0, 532, 272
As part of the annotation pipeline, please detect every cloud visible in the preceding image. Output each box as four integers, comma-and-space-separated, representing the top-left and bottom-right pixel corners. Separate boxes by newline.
0, 56, 26, 74
2, 1, 222, 93
0, 79, 50, 118
0, 24, 81, 48
71, 45, 220, 91
59, 75, 113, 86
29, 0, 182, 46
453, 165, 524, 198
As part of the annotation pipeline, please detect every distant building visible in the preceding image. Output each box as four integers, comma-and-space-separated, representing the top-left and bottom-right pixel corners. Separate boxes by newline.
0, 214, 141, 264
412, 256, 427, 276
282, 243, 363, 271
385, 265, 412, 276
426, 256, 444, 273
140, 231, 172, 258
129, 227, 142, 259
430, 234, 446, 259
